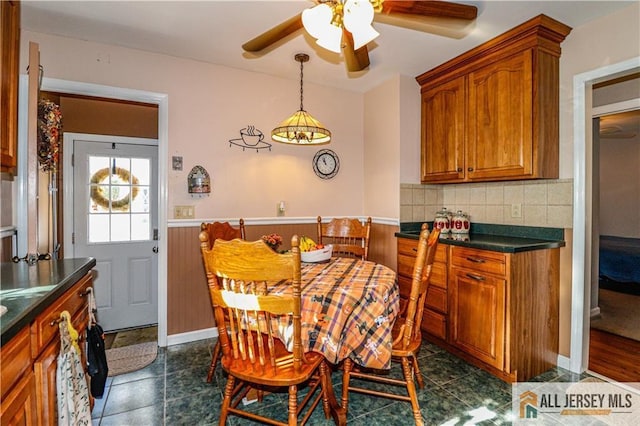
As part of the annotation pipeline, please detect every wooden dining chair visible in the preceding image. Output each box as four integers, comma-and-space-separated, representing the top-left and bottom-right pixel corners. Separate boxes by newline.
199, 219, 245, 383
341, 224, 440, 426
199, 235, 343, 426
316, 216, 372, 260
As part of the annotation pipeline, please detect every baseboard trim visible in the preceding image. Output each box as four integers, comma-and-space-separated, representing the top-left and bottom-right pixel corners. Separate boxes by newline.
166, 327, 218, 347
557, 354, 572, 372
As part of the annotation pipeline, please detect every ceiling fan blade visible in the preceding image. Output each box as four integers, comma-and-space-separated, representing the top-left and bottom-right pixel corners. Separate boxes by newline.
242, 13, 303, 52
379, 0, 477, 21
342, 29, 370, 72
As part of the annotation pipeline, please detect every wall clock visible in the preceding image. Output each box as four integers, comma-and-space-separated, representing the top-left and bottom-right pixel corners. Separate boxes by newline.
313, 149, 340, 179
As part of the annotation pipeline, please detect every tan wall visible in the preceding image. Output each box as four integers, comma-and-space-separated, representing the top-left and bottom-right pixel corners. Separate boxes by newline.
167, 220, 398, 335
58, 95, 158, 139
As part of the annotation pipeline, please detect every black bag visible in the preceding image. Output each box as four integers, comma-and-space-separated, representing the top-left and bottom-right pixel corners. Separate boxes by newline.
86, 289, 109, 398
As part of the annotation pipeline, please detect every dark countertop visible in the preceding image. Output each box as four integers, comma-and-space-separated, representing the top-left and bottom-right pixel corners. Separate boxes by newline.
1, 258, 96, 346
395, 222, 565, 253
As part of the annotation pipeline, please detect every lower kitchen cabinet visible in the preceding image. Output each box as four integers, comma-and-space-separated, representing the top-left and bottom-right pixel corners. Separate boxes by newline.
449, 248, 507, 370
0, 327, 38, 426
396, 236, 560, 382
1, 272, 93, 425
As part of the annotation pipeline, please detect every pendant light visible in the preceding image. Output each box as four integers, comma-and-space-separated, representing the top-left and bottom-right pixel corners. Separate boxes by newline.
271, 53, 331, 145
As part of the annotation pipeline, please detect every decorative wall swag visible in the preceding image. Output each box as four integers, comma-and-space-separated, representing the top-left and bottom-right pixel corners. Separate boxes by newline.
229, 125, 272, 152
38, 99, 62, 172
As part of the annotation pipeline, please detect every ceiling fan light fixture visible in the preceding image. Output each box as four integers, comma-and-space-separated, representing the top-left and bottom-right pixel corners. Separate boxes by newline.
271, 53, 331, 145
316, 26, 343, 53
301, 4, 333, 38
343, 0, 379, 49
303, 3, 342, 53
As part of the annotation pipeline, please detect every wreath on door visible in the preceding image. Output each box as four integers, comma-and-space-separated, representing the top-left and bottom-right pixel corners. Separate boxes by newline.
90, 167, 139, 211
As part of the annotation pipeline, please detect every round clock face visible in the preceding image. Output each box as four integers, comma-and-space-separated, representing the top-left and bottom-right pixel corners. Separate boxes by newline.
313, 149, 340, 179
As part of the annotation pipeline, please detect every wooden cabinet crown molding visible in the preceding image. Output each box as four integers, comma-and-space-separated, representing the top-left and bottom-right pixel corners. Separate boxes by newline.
416, 14, 572, 88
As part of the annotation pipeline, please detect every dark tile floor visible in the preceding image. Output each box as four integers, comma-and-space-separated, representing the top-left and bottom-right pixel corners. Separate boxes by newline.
90, 338, 593, 425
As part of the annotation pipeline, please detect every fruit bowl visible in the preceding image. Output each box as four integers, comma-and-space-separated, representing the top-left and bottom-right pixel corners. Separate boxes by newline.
301, 245, 332, 263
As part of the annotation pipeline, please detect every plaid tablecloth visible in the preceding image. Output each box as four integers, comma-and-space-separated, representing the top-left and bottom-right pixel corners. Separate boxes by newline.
269, 257, 399, 370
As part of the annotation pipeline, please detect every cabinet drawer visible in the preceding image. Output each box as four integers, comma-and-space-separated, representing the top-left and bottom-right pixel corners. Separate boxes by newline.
430, 261, 447, 289
397, 237, 418, 257
0, 327, 31, 400
451, 247, 506, 276
435, 244, 447, 263
397, 275, 413, 300
397, 253, 416, 279
30, 273, 92, 358
421, 309, 446, 340
425, 286, 447, 313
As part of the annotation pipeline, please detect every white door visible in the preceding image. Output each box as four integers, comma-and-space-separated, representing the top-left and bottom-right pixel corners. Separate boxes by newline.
71, 137, 158, 331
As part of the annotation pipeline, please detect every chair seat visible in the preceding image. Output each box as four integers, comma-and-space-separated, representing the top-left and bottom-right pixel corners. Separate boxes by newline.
390, 319, 421, 357
221, 334, 324, 387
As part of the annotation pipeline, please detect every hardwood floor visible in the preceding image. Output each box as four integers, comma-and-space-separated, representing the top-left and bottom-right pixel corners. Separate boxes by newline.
589, 328, 640, 382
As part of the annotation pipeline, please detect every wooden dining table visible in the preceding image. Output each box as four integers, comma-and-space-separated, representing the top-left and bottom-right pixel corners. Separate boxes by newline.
268, 256, 400, 370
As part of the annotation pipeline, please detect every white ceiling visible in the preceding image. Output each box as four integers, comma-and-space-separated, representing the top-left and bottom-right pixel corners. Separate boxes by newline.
21, 0, 636, 93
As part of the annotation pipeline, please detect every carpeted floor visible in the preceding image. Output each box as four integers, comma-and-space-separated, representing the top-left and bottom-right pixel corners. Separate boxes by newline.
591, 289, 640, 341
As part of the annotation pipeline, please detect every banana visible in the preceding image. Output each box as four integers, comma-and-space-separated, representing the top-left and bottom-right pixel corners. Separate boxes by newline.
300, 236, 317, 252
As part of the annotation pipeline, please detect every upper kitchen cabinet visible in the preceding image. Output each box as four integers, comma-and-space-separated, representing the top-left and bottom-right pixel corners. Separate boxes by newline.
416, 15, 572, 184
1, 0, 20, 176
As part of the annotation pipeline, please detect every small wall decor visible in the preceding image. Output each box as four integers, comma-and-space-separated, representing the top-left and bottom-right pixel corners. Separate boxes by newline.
188, 165, 211, 197
172, 156, 183, 171
229, 125, 272, 152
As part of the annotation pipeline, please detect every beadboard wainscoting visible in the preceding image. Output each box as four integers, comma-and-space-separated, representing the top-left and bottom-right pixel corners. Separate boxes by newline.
167, 218, 399, 339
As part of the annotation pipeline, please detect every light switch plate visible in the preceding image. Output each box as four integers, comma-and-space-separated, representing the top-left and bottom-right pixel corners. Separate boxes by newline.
174, 205, 195, 219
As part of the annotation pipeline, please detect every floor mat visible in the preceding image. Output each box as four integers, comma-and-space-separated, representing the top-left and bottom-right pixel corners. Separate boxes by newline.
110, 325, 158, 349
106, 341, 158, 376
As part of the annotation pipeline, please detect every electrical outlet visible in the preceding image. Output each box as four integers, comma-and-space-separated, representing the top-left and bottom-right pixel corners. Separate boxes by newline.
511, 203, 522, 218
174, 205, 195, 219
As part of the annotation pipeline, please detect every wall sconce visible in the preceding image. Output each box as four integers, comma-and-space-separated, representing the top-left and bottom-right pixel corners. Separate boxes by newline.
188, 165, 210, 198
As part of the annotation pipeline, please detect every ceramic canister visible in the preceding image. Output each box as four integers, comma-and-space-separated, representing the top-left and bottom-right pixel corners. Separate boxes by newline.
434, 207, 451, 234
451, 210, 470, 234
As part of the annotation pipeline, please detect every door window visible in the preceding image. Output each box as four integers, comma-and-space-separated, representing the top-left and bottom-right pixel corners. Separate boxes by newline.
87, 155, 151, 243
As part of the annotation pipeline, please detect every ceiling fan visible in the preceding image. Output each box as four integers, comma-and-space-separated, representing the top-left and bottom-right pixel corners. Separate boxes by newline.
242, 0, 478, 73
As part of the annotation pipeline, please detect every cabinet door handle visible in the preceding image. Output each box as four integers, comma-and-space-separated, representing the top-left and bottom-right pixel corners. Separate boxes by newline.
466, 273, 486, 281
468, 167, 474, 172
466, 257, 485, 263
412, 248, 417, 252
457, 167, 463, 172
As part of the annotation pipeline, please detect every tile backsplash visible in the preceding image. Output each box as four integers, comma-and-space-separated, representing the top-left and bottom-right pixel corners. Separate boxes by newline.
400, 179, 573, 229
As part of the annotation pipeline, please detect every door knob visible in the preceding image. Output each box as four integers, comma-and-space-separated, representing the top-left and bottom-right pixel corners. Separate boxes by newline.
152, 246, 159, 253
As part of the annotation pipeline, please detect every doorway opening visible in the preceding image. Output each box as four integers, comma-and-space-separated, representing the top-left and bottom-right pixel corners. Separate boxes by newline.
23, 77, 170, 347
588, 80, 640, 382
570, 57, 640, 378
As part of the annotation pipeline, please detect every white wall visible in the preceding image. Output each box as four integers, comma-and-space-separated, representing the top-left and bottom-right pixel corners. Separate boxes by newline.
20, 31, 366, 219
558, 2, 640, 180
363, 76, 398, 218
599, 136, 640, 238
399, 75, 421, 185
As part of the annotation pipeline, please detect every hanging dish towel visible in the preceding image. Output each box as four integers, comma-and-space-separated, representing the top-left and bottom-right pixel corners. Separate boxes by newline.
56, 310, 92, 425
